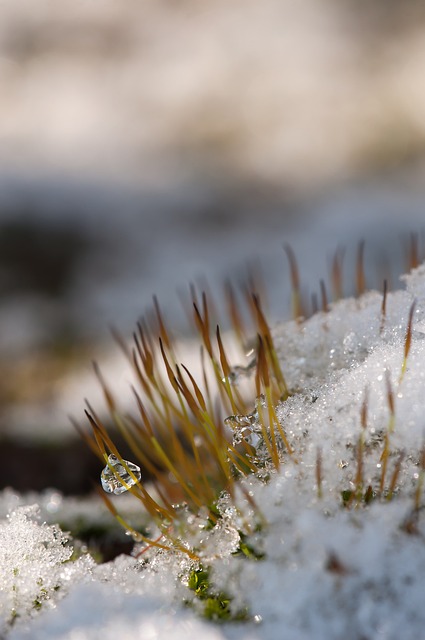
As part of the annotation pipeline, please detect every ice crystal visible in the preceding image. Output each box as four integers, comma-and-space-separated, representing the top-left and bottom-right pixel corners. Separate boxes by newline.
101, 454, 141, 495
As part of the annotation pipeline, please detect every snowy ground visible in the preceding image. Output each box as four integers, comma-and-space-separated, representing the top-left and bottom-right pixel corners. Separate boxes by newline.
2, 263, 425, 639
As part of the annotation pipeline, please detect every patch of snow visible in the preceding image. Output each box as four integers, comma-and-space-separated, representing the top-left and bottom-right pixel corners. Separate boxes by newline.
10, 581, 226, 640
0, 505, 94, 637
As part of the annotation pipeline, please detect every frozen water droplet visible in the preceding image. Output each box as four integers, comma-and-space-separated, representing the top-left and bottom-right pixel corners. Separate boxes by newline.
225, 396, 268, 464
239, 426, 262, 448
101, 454, 141, 495
224, 395, 265, 433
224, 413, 254, 430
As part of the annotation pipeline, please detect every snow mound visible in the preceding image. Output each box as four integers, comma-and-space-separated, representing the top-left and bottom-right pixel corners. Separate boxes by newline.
0, 505, 94, 636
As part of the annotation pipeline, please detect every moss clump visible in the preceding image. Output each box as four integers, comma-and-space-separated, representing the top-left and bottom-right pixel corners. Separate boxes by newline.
187, 567, 249, 622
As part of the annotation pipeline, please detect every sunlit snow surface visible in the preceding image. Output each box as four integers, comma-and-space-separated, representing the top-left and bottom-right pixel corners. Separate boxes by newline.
4, 265, 425, 639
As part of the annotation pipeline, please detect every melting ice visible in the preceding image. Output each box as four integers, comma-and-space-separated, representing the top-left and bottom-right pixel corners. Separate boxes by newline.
101, 454, 141, 495
225, 395, 267, 458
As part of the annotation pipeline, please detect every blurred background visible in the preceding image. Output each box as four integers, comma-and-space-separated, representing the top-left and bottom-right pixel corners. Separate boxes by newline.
1, 0, 425, 495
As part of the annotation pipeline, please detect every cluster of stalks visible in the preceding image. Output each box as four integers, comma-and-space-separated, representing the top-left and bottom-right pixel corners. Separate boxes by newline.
78, 277, 294, 555
79, 237, 424, 553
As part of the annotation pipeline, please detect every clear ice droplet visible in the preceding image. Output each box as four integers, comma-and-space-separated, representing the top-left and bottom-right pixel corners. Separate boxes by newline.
224, 394, 265, 434
225, 396, 266, 457
101, 454, 141, 495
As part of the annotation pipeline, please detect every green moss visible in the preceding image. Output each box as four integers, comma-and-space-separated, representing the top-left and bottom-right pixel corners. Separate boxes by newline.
188, 568, 210, 598
32, 586, 48, 611
341, 485, 376, 507
232, 532, 265, 560
9, 609, 19, 626
187, 567, 249, 622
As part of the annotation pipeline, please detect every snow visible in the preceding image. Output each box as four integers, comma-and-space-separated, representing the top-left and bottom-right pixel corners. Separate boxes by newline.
0, 505, 94, 637
11, 582, 226, 640
3, 264, 425, 639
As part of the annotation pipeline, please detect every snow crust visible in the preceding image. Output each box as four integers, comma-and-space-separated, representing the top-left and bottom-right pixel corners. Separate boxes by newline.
0, 505, 94, 637
3, 265, 425, 639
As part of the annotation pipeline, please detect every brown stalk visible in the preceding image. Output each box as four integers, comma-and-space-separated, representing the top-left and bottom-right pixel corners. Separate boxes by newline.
380, 280, 388, 335
386, 451, 405, 501
225, 280, 247, 348
414, 445, 425, 511
254, 337, 277, 465
131, 387, 155, 437
331, 247, 345, 301
131, 349, 155, 403
159, 338, 180, 395
379, 371, 395, 494
409, 232, 419, 270
284, 243, 303, 320
265, 335, 289, 400
356, 240, 366, 297
200, 345, 215, 421
181, 363, 207, 413
135, 324, 155, 383
252, 294, 289, 399
320, 279, 329, 313
316, 447, 323, 499
193, 301, 213, 359
399, 299, 416, 384
175, 366, 202, 420
216, 325, 245, 414
153, 295, 173, 352
355, 388, 368, 498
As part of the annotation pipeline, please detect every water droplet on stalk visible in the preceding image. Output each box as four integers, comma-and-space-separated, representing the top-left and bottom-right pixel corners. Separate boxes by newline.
101, 454, 141, 495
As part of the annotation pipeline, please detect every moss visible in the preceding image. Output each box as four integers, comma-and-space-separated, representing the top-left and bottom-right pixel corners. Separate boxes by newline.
187, 567, 249, 622
232, 532, 265, 561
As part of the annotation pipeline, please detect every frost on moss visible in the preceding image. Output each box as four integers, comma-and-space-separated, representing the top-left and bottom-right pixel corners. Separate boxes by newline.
0, 505, 93, 634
